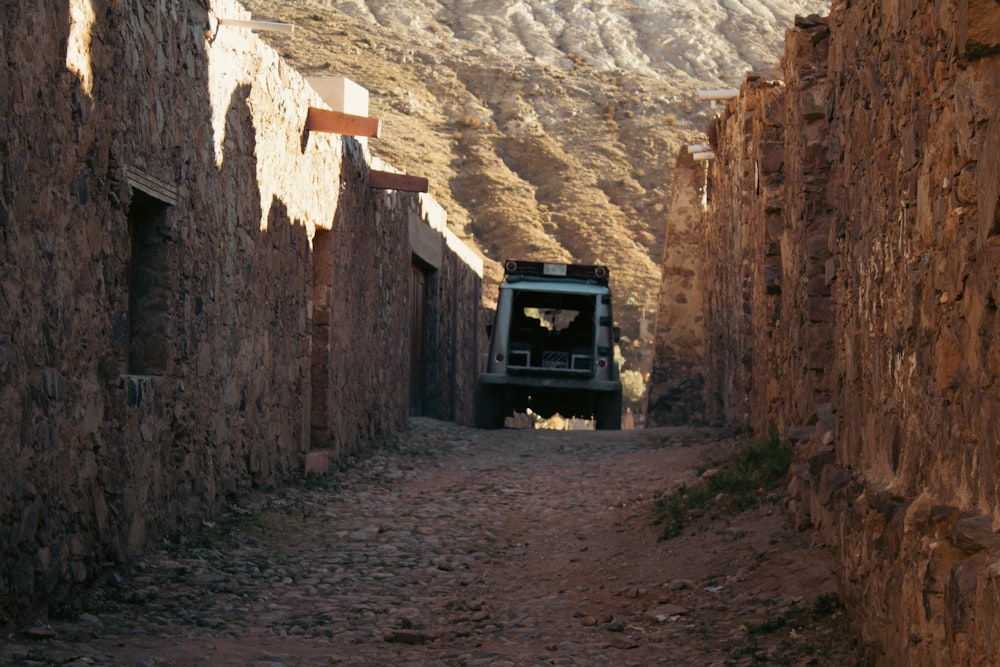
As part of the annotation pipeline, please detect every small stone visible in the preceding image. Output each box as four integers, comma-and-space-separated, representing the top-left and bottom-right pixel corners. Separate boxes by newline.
23, 626, 56, 640
607, 636, 639, 649
647, 604, 691, 621
724, 526, 747, 540
384, 629, 436, 644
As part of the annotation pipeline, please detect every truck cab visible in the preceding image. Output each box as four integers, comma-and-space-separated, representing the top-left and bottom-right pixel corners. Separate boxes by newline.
475, 259, 622, 429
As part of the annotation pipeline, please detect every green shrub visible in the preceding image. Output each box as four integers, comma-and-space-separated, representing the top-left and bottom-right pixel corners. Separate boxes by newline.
651, 428, 792, 540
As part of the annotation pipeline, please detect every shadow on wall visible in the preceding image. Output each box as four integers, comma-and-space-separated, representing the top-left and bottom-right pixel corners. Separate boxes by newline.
1, 1, 319, 628
2, 0, 478, 630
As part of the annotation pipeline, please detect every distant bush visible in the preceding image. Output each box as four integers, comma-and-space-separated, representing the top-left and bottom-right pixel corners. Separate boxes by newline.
456, 114, 483, 129
620, 369, 646, 412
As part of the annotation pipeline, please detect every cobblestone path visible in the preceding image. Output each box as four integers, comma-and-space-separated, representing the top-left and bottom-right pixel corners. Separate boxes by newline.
1, 419, 857, 666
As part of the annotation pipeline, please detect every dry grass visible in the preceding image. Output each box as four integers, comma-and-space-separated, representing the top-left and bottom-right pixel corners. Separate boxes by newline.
239, 0, 710, 373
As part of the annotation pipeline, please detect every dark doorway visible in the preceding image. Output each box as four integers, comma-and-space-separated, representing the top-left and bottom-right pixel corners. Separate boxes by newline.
310, 229, 333, 448
409, 260, 432, 415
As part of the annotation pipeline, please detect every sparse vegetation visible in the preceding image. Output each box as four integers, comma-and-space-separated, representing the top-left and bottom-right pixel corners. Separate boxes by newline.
730, 592, 850, 665
652, 428, 792, 540
620, 368, 646, 412
239, 0, 808, 378
456, 114, 484, 129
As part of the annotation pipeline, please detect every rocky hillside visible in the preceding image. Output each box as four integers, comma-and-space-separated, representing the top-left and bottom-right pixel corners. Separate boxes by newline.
240, 0, 828, 357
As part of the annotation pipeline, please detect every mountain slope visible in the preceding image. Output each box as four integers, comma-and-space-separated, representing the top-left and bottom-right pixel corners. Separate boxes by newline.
239, 0, 829, 363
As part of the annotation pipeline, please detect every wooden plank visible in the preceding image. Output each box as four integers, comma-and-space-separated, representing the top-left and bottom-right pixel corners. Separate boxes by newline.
125, 165, 179, 206
306, 107, 381, 138
370, 170, 429, 193
217, 18, 294, 34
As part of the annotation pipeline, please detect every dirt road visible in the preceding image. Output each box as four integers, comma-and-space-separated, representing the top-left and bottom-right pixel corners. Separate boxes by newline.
1, 419, 858, 666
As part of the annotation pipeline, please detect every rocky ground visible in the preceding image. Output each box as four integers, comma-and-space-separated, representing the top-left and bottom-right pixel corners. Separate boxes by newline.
1, 419, 860, 666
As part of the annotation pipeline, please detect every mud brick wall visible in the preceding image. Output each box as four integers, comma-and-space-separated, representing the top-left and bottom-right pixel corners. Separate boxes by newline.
685, 1, 1000, 663
0, 0, 482, 627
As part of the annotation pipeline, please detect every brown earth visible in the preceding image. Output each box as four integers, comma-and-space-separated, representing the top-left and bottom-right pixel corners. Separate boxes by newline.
235, 0, 829, 373
2, 419, 859, 666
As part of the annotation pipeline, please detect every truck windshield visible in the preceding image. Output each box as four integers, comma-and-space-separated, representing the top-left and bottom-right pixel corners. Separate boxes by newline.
507, 292, 597, 370
513, 292, 595, 335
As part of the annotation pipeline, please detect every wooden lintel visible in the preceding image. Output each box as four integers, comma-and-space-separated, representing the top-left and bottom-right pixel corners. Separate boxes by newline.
125, 165, 179, 206
306, 107, 381, 138
370, 170, 429, 193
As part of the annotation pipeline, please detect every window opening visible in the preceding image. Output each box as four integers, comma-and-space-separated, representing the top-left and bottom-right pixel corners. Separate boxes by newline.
126, 189, 171, 375
508, 292, 596, 371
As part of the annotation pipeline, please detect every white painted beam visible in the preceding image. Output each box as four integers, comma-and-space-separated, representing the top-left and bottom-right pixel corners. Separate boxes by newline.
218, 18, 294, 34
698, 88, 739, 101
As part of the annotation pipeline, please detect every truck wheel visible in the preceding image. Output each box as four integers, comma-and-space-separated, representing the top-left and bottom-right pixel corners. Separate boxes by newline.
474, 383, 505, 429
595, 388, 622, 430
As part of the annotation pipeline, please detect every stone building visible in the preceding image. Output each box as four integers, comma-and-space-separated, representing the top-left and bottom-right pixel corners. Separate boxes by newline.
649, 0, 1000, 663
645, 149, 708, 426
0, 0, 482, 626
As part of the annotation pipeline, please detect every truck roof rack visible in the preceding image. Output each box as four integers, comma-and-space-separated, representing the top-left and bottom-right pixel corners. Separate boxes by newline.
503, 259, 609, 285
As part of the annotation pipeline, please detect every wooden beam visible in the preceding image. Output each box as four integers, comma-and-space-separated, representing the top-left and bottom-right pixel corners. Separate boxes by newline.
698, 88, 739, 101
370, 170, 429, 193
217, 18, 295, 34
126, 165, 179, 206
306, 107, 381, 138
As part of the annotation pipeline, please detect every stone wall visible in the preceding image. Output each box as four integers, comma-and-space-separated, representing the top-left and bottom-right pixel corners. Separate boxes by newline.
0, 0, 482, 627
661, 1, 1000, 663
694, 19, 836, 436
645, 150, 708, 426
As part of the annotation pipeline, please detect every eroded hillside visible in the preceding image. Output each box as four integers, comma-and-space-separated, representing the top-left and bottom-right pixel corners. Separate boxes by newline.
239, 0, 829, 363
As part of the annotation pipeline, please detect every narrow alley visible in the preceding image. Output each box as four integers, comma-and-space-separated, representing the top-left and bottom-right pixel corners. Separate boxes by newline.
2, 420, 857, 666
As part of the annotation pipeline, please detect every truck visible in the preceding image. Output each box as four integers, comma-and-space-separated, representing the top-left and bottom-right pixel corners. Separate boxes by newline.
475, 259, 622, 430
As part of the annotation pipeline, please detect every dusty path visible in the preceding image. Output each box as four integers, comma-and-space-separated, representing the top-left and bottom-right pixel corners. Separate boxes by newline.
1, 419, 858, 666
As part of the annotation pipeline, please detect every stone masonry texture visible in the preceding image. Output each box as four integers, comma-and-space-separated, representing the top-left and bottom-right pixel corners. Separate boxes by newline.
0, 0, 482, 628
648, 0, 1000, 663
646, 149, 708, 427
